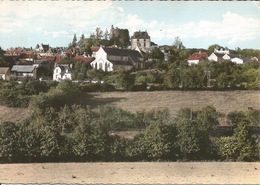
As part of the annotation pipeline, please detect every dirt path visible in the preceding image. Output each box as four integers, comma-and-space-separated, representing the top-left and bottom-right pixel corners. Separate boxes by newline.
0, 162, 259, 184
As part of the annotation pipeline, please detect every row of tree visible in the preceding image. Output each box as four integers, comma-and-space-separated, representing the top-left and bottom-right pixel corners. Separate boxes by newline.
70, 60, 259, 91
0, 103, 259, 163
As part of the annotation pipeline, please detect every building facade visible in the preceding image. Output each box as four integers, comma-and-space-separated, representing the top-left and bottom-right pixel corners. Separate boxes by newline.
131, 31, 151, 52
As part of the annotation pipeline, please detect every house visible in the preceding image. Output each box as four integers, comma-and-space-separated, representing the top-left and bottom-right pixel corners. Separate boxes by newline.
35, 43, 50, 53
20, 53, 35, 62
90, 47, 144, 72
0, 67, 11, 80
208, 53, 231, 62
73, 55, 95, 64
11, 65, 37, 79
187, 52, 208, 65
214, 46, 230, 54
208, 52, 244, 64
230, 56, 243, 64
4, 49, 22, 56
131, 31, 151, 52
53, 64, 72, 81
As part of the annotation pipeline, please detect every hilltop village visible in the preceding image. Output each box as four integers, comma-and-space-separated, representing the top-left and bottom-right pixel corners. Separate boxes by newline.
0, 26, 259, 85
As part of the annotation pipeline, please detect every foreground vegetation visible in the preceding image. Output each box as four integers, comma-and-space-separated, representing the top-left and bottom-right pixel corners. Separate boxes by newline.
0, 80, 259, 163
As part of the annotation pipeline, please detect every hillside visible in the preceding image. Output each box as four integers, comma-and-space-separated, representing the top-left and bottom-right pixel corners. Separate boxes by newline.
0, 90, 259, 123
87, 90, 259, 115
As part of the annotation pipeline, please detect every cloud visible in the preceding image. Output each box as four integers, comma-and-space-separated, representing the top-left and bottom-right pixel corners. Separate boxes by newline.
148, 12, 260, 47
0, 1, 259, 49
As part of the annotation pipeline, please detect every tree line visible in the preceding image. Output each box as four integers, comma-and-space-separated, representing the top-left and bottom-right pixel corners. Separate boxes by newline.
0, 80, 259, 163
69, 59, 259, 91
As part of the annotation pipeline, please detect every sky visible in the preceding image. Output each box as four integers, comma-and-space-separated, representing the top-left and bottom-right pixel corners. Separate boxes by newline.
0, 1, 259, 50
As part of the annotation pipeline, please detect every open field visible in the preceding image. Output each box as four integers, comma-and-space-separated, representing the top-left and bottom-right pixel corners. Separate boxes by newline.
0, 90, 259, 124
0, 105, 30, 123
0, 162, 259, 184
87, 90, 259, 116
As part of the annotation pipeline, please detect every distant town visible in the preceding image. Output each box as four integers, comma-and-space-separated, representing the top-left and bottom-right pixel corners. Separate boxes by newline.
0, 26, 259, 83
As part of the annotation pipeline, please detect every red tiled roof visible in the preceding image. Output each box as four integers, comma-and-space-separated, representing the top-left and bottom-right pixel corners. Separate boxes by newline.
188, 52, 208, 60
73, 56, 95, 63
4, 50, 22, 56
66, 49, 73, 55
91, 46, 100, 52
40, 56, 55, 61
54, 54, 62, 63
20, 54, 35, 59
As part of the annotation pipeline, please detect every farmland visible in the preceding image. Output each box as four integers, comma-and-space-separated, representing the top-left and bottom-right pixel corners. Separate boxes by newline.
1, 90, 259, 124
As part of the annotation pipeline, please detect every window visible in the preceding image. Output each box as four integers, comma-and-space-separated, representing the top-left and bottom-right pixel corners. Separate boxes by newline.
99, 63, 103, 70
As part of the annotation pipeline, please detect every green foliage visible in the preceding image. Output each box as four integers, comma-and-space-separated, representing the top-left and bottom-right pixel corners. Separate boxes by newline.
0, 122, 20, 162
29, 80, 80, 113
142, 121, 177, 160
147, 48, 164, 61
233, 120, 258, 161
109, 69, 135, 90
215, 120, 259, 161
175, 107, 218, 160
0, 79, 50, 108
73, 62, 91, 80
79, 82, 115, 92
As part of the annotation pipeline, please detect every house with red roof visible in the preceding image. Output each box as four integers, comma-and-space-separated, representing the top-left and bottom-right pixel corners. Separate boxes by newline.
187, 51, 208, 65
4, 50, 22, 56
73, 55, 95, 63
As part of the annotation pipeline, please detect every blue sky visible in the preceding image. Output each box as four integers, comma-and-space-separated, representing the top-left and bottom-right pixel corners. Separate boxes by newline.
0, 1, 259, 50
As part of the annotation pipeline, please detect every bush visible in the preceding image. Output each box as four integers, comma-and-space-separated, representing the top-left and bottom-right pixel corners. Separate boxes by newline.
131, 84, 147, 91
79, 83, 116, 92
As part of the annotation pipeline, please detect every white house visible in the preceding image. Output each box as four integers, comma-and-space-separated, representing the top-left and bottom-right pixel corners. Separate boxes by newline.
53, 64, 72, 81
231, 57, 243, 64
208, 53, 231, 62
90, 47, 144, 72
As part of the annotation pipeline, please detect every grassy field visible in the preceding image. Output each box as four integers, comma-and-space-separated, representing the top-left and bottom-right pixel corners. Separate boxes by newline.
0, 90, 259, 123
87, 90, 259, 115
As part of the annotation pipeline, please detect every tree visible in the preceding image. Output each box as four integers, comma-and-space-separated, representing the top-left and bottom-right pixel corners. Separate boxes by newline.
163, 63, 181, 89
80, 34, 85, 40
215, 119, 259, 161
147, 48, 164, 61
39, 123, 62, 161
173, 37, 185, 51
0, 122, 20, 162
109, 69, 135, 90
71, 34, 77, 48
142, 121, 177, 160
233, 120, 258, 161
175, 108, 217, 160
95, 27, 103, 40
104, 28, 109, 40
